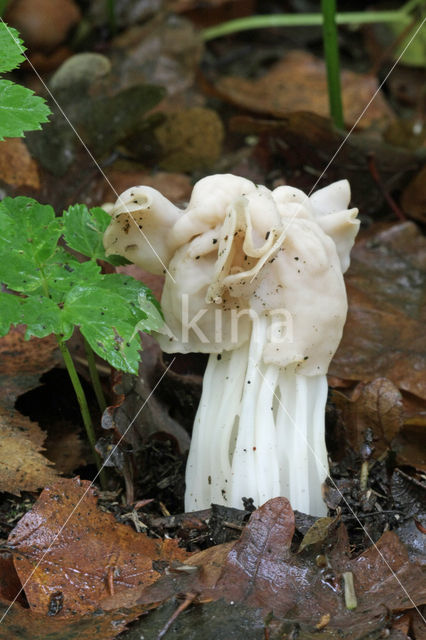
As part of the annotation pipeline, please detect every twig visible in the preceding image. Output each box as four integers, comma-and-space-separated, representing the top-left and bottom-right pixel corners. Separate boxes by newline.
157, 592, 198, 639
367, 152, 406, 221
343, 571, 358, 610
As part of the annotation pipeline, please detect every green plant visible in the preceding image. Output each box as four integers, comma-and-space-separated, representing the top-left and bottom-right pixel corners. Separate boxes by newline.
0, 199, 163, 481
0, 23, 163, 486
106, 0, 116, 33
0, 22, 50, 139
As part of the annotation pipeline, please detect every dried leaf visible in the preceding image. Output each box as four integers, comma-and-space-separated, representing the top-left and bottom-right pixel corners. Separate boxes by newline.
330, 222, 426, 400
0, 408, 58, 495
8, 477, 189, 617
0, 138, 40, 189
401, 166, 426, 224
0, 328, 61, 494
5, 0, 81, 51
217, 50, 394, 129
0, 327, 61, 408
298, 516, 338, 553
101, 170, 192, 208
333, 379, 404, 457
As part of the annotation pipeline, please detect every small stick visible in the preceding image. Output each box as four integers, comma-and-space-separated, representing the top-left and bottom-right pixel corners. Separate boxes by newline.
343, 571, 358, 610
157, 592, 198, 639
367, 152, 406, 221
360, 460, 369, 492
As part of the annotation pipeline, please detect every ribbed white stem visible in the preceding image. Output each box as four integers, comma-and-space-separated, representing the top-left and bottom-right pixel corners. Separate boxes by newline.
184, 316, 329, 516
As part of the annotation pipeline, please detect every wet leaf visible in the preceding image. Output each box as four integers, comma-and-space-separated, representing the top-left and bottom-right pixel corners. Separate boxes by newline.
217, 50, 394, 129
135, 498, 426, 636
0, 596, 143, 640
8, 477, 189, 617
330, 222, 426, 400
127, 598, 265, 640
333, 379, 404, 457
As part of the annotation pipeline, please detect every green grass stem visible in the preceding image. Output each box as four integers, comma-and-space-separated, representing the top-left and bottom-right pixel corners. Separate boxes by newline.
202, 4, 418, 41
106, 0, 116, 34
0, 1, 9, 17
321, 0, 344, 129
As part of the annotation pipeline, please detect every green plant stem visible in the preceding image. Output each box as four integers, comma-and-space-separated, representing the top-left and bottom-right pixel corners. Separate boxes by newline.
84, 338, 107, 413
202, 7, 415, 41
106, 0, 116, 33
0, 1, 10, 17
57, 337, 107, 489
322, 0, 344, 130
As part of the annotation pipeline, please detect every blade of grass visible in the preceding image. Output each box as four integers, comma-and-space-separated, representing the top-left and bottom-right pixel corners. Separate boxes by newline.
0, 1, 10, 17
106, 0, 116, 34
321, 0, 344, 130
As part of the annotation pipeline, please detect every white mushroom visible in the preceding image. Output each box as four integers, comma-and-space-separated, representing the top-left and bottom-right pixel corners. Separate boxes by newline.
103, 174, 359, 516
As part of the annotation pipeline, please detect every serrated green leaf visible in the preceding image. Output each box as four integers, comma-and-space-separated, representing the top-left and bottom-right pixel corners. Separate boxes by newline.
0, 197, 61, 292
43, 249, 101, 302
63, 285, 143, 373
0, 79, 50, 140
0, 23, 26, 73
0, 292, 22, 336
134, 288, 164, 334
63, 205, 112, 260
18, 295, 65, 339
63, 204, 131, 265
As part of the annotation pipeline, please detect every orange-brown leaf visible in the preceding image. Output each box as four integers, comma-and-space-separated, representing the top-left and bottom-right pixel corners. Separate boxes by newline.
8, 477, 188, 617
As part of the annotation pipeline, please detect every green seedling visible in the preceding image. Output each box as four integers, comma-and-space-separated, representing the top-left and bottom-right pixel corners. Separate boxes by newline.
0, 199, 163, 484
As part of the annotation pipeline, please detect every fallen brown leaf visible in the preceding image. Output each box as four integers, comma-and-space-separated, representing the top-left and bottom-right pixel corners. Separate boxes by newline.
7, 477, 189, 617
135, 498, 425, 636
5, 0, 81, 51
0, 327, 61, 409
101, 170, 192, 208
401, 166, 426, 224
0, 597, 143, 640
0, 408, 58, 495
217, 50, 394, 129
333, 378, 404, 457
330, 222, 426, 400
0, 139, 40, 190
0, 328, 62, 493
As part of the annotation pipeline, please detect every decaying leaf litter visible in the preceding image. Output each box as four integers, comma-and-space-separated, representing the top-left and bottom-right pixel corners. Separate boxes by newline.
0, 0, 425, 638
